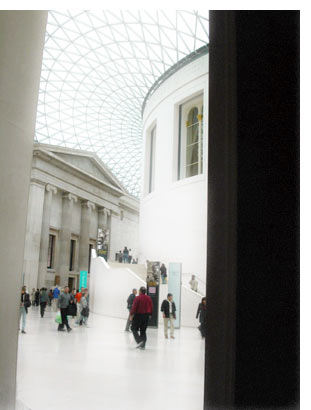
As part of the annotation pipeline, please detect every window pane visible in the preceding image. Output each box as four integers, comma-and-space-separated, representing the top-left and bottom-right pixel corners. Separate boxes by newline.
188, 107, 198, 125
186, 142, 199, 165
187, 123, 199, 145
186, 163, 198, 177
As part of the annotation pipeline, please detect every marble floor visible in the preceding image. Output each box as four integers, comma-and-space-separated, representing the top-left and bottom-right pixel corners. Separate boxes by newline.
16, 306, 205, 410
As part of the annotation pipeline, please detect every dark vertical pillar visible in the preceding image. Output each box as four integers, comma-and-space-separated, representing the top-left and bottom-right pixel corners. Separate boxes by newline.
205, 11, 299, 410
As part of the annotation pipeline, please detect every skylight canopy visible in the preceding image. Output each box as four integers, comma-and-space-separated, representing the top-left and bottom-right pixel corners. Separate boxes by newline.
35, 10, 209, 196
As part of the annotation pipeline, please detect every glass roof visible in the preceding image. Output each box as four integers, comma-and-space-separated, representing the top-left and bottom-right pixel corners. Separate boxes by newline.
35, 10, 209, 197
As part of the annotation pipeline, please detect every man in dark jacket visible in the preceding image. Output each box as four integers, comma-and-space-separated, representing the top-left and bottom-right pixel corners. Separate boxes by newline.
130, 286, 153, 350
40, 288, 49, 318
20, 286, 31, 334
161, 293, 176, 339
58, 286, 72, 332
125, 288, 137, 332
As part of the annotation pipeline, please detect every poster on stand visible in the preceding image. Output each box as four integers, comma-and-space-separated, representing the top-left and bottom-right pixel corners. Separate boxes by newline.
168, 263, 182, 329
146, 261, 160, 328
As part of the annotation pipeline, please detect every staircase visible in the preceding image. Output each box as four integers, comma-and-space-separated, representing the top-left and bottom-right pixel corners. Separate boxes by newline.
108, 260, 147, 281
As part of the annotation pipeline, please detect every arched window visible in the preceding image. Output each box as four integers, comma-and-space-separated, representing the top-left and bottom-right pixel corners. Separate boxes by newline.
186, 107, 200, 177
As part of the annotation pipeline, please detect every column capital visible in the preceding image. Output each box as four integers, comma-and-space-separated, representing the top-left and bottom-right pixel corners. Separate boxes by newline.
46, 184, 57, 195
98, 207, 111, 216
63, 192, 78, 203
104, 208, 111, 216
81, 200, 95, 211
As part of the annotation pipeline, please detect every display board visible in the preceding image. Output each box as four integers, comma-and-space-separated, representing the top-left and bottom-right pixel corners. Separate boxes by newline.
146, 261, 160, 328
168, 262, 182, 329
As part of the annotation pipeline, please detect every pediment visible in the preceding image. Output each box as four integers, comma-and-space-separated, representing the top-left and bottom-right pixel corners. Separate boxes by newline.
51, 151, 123, 191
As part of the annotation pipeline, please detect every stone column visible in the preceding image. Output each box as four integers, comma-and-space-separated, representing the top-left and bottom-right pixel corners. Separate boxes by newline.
98, 207, 107, 229
58, 193, 78, 286
97, 207, 111, 260
79, 201, 95, 272
37, 184, 57, 289
0, 11, 48, 410
22, 181, 45, 290
109, 211, 121, 263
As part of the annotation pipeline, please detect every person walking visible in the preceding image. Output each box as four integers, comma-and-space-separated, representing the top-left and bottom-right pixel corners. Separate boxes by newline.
20, 286, 31, 334
125, 288, 137, 332
161, 293, 176, 339
57, 286, 72, 332
130, 286, 153, 350
35, 288, 40, 306
52, 285, 60, 312
40, 288, 49, 318
160, 263, 167, 284
196, 297, 207, 338
48, 288, 53, 306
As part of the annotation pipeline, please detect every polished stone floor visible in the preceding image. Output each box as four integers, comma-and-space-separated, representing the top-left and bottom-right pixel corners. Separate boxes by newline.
17, 306, 205, 410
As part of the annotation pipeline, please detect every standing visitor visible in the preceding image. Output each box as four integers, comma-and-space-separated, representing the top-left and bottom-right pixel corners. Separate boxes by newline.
75, 288, 83, 325
160, 263, 167, 284
118, 250, 123, 263
189, 275, 198, 292
125, 288, 137, 332
57, 286, 72, 332
52, 285, 60, 311
123, 246, 129, 263
161, 293, 176, 339
196, 297, 207, 338
68, 289, 77, 319
20, 286, 31, 334
128, 249, 133, 264
130, 286, 153, 350
31, 288, 36, 306
40, 288, 49, 318
80, 289, 89, 326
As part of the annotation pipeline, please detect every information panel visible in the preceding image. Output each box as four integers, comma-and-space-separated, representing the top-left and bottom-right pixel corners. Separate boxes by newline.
168, 262, 182, 329
79, 270, 88, 291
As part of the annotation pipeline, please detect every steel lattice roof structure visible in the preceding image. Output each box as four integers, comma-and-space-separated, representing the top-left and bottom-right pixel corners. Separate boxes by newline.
35, 10, 209, 197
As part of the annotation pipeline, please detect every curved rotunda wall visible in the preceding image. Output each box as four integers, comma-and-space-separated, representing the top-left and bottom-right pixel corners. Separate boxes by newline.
139, 54, 208, 284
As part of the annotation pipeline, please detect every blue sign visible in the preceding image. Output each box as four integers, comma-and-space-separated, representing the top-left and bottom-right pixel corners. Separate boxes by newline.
79, 271, 88, 291
168, 263, 182, 329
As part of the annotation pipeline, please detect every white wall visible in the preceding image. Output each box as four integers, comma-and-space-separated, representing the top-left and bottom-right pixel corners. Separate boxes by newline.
139, 54, 209, 284
109, 211, 139, 262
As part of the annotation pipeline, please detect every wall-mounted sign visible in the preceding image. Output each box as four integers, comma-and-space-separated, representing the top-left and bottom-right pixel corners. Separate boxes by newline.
79, 270, 88, 291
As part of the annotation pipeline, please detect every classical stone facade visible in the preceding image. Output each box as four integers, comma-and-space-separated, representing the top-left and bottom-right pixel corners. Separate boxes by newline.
23, 143, 139, 289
